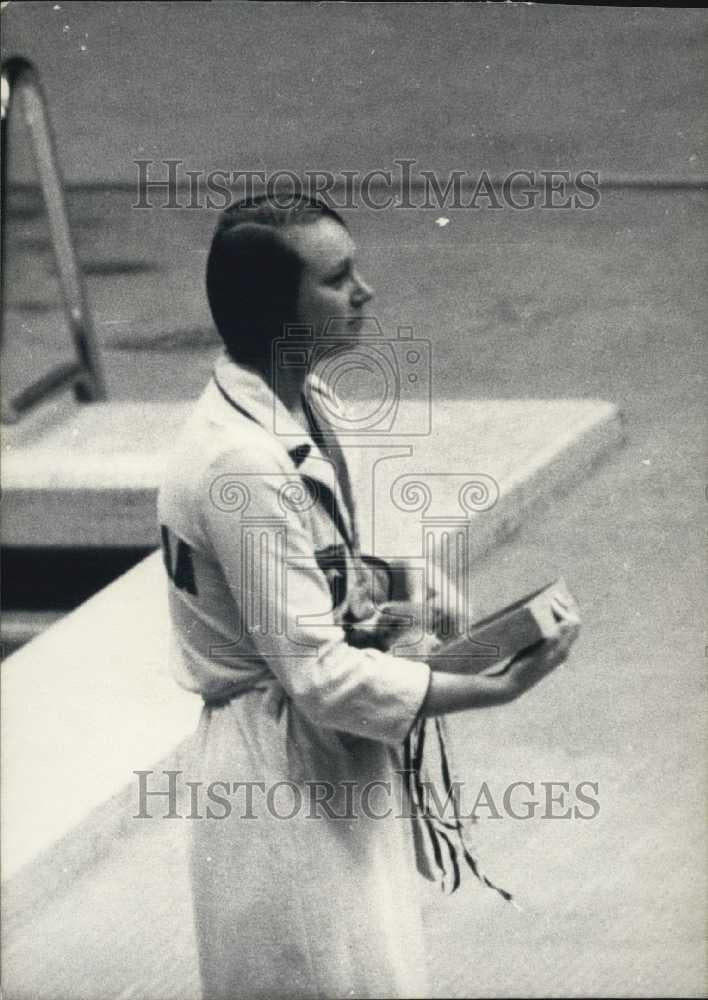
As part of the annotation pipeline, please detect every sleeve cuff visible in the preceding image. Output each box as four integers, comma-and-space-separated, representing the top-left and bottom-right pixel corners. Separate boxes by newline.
368, 651, 432, 746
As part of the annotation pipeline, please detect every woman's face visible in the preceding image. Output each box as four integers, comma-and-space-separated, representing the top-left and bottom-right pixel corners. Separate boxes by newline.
290, 217, 374, 341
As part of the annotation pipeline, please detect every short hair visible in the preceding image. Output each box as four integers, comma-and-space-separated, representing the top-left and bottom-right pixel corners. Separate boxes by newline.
205, 194, 347, 372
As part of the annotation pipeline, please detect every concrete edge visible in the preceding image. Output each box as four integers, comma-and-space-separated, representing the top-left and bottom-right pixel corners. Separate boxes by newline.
1, 735, 195, 942
467, 403, 625, 561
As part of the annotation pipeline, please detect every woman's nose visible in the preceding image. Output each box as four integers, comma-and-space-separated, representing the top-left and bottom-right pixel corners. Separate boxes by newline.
352, 273, 374, 306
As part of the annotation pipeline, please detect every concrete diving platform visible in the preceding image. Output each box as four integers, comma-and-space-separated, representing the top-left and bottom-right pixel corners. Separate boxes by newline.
2, 397, 191, 548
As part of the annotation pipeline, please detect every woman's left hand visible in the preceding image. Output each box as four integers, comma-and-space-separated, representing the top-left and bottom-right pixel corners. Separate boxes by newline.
346, 599, 443, 657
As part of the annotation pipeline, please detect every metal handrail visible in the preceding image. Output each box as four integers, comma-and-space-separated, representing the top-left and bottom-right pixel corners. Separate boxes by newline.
1, 55, 106, 423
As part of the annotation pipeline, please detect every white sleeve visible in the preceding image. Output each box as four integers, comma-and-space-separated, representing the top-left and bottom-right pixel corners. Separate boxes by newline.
200, 447, 431, 744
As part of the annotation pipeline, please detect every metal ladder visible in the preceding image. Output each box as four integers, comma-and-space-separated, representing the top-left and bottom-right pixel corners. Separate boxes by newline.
1, 55, 106, 423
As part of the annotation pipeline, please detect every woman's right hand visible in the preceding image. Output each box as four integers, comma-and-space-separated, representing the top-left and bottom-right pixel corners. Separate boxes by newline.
500, 628, 579, 702
494, 595, 581, 700
421, 595, 581, 717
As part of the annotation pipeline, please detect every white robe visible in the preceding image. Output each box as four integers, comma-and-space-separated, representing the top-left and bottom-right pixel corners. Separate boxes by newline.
158, 354, 432, 998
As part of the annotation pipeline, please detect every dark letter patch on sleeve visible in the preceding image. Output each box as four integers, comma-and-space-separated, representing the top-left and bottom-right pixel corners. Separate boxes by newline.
160, 524, 198, 596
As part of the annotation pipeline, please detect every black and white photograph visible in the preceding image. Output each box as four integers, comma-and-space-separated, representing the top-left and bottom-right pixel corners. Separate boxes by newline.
1, 2, 705, 998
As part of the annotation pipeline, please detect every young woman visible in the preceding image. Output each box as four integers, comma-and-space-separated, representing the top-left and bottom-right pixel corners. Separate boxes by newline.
157, 195, 579, 999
